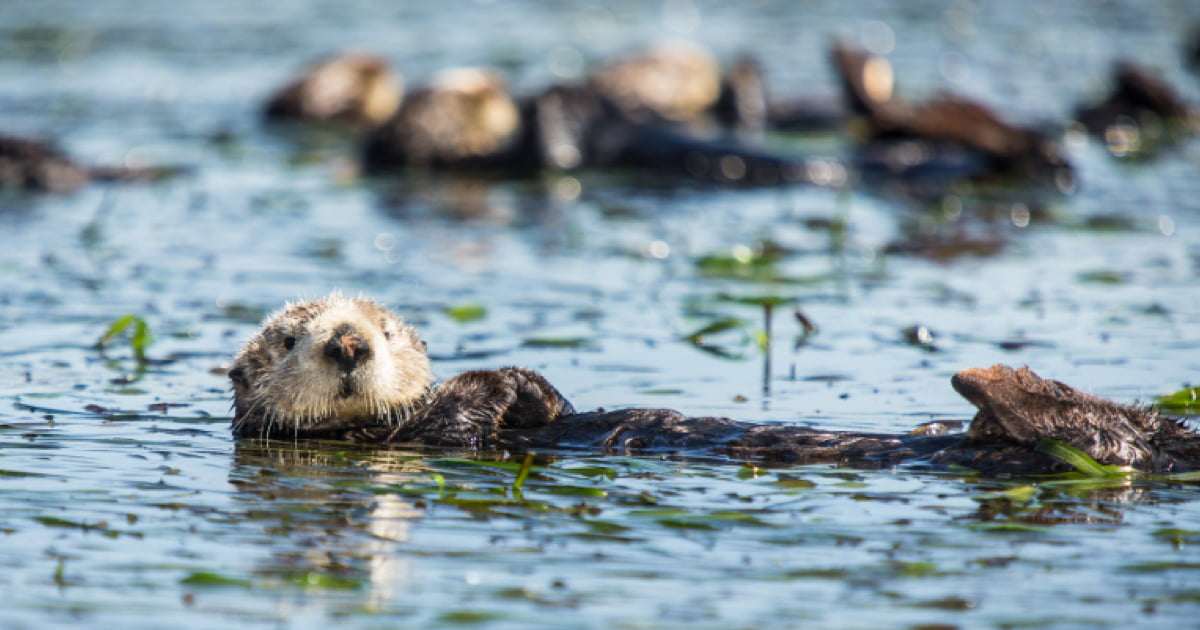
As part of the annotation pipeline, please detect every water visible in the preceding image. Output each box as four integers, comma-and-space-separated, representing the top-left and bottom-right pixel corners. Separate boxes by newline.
2, 1, 1200, 627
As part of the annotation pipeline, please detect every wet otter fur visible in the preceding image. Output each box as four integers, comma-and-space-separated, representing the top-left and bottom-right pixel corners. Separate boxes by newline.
230, 296, 1200, 475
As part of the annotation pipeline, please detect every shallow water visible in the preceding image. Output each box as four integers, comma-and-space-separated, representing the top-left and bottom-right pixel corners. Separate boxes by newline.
2, 1, 1200, 628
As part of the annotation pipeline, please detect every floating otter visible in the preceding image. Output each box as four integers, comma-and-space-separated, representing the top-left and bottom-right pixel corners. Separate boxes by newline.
360, 60, 818, 186
586, 42, 724, 124
586, 45, 837, 136
362, 67, 523, 169
830, 42, 1073, 186
1074, 62, 1198, 156
0, 134, 182, 194
264, 53, 403, 129
363, 76, 818, 185
230, 296, 1200, 476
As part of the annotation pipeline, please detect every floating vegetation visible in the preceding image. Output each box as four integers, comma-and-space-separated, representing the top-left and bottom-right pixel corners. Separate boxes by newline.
1035, 438, 1134, 477
444, 302, 488, 323
94, 314, 153, 362
511, 452, 535, 493
437, 610, 507, 624
1158, 386, 1200, 415
520, 336, 596, 349
712, 293, 798, 307
694, 243, 790, 282
1151, 528, 1200, 546
1077, 270, 1131, 285
179, 571, 253, 588
636, 387, 684, 395
282, 572, 365, 590
681, 317, 764, 358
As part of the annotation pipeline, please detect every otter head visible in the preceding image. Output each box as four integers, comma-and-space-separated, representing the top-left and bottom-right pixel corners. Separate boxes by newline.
952, 364, 1178, 469
366, 67, 521, 166
229, 294, 434, 438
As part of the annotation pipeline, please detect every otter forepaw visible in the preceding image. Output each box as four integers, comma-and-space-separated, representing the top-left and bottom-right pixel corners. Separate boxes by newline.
491, 367, 576, 429
386, 367, 575, 448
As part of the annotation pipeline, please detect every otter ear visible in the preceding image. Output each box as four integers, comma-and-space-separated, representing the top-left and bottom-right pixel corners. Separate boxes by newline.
228, 367, 248, 388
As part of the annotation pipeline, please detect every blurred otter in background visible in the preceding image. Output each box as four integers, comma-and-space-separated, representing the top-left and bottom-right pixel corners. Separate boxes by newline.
588, 43, 842, 135
830, 42, 1074, 187
587, 41, 726, 125
0, 134, 183, 194
363, 67, 523, 169
1074, 62, 1198, 157
264, 53, 403, 129
362, 60, 820, 186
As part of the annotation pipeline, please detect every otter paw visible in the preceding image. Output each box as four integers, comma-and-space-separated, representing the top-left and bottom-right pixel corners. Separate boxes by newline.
386, 367, 575, 448
492, 367, 576, 429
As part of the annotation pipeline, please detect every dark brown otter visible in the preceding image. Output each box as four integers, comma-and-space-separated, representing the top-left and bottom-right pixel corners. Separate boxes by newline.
231, 296, 1200, 476
0, 134, 182, 194
830, 42, 1073, 186
1075, 62, 1198, 156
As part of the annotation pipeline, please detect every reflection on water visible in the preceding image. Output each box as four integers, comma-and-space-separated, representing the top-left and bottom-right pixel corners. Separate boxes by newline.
1, 0, 1200, 628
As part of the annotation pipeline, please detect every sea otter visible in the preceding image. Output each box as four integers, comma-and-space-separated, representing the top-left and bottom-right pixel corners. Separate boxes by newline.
0, 134, 183, 194
362, 67, 523, 170
229, 295, 1200, 475
361, 66, 817, 186
1074, 61, 1198, 156
264, 53, 403, 129
830, 42, 1073, 186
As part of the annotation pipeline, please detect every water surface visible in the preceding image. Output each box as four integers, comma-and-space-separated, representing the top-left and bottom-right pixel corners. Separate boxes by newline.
2, 1, 1200, 628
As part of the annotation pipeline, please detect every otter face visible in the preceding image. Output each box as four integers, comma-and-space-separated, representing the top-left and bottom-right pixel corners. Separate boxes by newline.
230, 294, 434, 437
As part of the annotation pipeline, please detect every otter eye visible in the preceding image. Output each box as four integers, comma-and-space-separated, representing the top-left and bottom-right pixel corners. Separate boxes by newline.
228, 368, 247, 387
283, 336, 297, 351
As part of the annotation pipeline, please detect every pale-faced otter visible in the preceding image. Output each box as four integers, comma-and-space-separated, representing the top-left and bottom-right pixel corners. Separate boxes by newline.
229, 294, 436, 437
0, 134, 183, 194
586, 42, 724, 124
363, 67, 523, 169
264, 53, 403, 129
230, 296, 1200, 476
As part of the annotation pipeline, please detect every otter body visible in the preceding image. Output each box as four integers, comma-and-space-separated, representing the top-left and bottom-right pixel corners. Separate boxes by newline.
0, 135, 92, 193
0, 134, 184, 193
360, 66, 816, 186
231, 296, 1200, 475
830, 43, 1073, 185
1074, 62, 1198, 155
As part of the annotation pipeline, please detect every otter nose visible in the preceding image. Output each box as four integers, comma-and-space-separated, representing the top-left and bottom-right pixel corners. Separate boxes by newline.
324, 324, 371, 373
